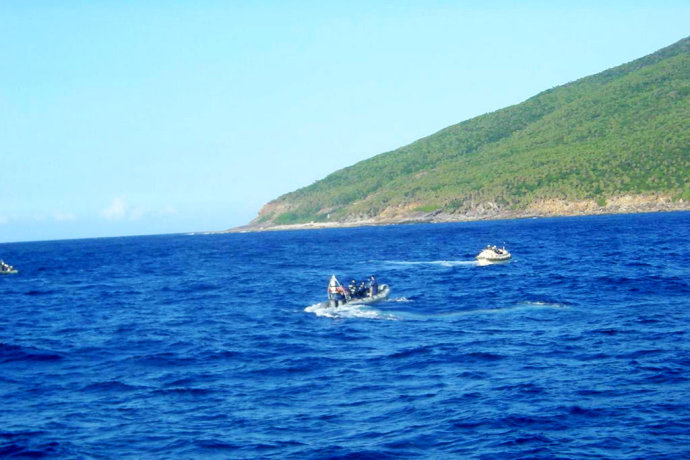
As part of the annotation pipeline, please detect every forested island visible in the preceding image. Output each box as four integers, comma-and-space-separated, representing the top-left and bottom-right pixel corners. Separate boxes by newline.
235, 36, 690, 232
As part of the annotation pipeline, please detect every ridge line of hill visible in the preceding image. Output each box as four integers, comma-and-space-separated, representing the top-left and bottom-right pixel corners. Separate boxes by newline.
231, 36, 690, 232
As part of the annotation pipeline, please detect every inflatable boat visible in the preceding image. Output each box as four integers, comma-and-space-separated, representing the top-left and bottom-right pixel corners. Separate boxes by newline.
475, 245, 511, 263
327, 284, 390, 308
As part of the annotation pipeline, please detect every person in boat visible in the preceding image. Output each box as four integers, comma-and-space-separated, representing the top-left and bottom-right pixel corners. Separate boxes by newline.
357, 280, 367, 297
368, 275, 378, 297
348, 279, 358, 298
327, 275, 348, 305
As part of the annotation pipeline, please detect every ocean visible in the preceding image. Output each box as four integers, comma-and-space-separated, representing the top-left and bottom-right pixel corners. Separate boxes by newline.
1, 212, 689, 458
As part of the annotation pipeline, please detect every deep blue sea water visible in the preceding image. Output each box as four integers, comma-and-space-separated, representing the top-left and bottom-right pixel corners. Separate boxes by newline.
2, 212, 689, 459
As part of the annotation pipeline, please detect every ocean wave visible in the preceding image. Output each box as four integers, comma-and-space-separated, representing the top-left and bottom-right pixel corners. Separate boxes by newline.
0, 343, 62, 364
563, 405, 613, 418
496, 382, 545, 395
82, 380, 144, 392
643, 368, 687, 384
130, 352, 197, 367
23, 289, 57, 296
464, 351, 505, 362
3, 213, 690, 458
304, 447, 399, 459
0, 431, 64, 458
194, 439, 243, 450
154, 387, 214, 396
392, 296, 412, 302
595, 274, 690, 295
387, 345, 435, 359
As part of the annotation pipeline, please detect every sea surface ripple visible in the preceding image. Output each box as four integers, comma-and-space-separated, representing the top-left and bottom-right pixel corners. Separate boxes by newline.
1, 212, 689, 458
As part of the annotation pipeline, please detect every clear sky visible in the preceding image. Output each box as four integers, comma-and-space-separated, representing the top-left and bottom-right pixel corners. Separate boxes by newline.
1, 1, 688, 243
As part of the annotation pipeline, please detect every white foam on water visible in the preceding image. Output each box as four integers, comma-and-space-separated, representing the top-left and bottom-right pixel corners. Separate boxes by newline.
454, 301, 568, 316
304, 302, 399, 320
392, 297, 412, 303
521, 301, 567, 309
383, 260, 477, 268
304, 299, 563, 321
382, 300, 568, 320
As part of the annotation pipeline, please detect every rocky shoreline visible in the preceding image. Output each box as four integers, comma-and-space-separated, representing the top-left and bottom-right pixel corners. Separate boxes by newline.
226, 195, 690, 234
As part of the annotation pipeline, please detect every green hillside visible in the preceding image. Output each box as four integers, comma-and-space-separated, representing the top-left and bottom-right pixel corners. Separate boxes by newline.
254, 36, 690, 226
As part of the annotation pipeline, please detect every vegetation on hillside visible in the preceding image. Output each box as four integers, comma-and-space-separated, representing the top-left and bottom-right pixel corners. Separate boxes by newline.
256, 37, 690, 226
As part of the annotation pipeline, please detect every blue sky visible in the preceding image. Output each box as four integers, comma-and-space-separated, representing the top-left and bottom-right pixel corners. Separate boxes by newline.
1, 1, 689, 243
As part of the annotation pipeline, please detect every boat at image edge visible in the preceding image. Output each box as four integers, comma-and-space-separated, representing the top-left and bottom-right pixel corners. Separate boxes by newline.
0, 261, 18, 275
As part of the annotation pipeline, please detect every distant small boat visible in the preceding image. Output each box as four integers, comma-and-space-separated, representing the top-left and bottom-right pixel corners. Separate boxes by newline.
0, 260, 18, 275
476, 245, 511, 263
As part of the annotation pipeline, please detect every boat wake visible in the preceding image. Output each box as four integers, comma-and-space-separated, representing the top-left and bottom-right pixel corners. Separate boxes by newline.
382, 260, 477, 268
391, 296, 412, 303
304, 302, 399, 320
522, 300, 567, 309
455, 301, 568, 316
304, 297, 562, 321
